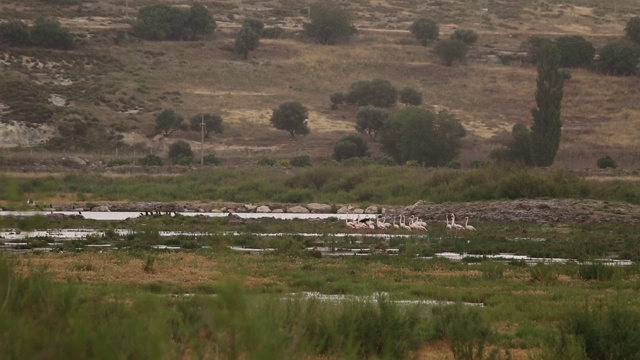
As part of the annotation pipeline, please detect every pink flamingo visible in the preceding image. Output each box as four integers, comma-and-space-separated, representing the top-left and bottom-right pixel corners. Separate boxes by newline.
450, 213, 465, 234
464, 217, 477, 231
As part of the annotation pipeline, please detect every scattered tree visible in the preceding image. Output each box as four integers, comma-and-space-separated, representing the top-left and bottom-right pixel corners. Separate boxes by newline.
333, 133, 369, 161
451, 28, 478, 45
531, 42, 564, 167
625, 17, 640, 45
554, 35, 595, 67
303, 1, 357, 45
30, 17, 74, 50
345, 78, 397, 108
379, 107, 466, 166
185, 3, 216, 40
139, 154, 163, 166
0, 20, 31, 46
270, 101, 310, 138
433, 39, 467, 66
132, 4, 188, 41
597, 42, 640, 76
168, 140, 193, 158
235, 26, 260, 59
330, 92, 346, 110
155, 108, 187, 137
190, 113, 223, 139
597, 155, 617, 169
243, 18, 264, 37
490, 123, 533, 166
290, 155, 312, 167
410, 17, 439, 46
356, 106, 388, 142
521, 36, 553, 65
399, 87, 423, 106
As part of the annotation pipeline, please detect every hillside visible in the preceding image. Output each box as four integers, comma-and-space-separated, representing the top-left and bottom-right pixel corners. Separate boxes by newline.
1, 0, 639, 169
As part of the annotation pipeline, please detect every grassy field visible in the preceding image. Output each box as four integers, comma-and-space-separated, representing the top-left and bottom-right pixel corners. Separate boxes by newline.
1, 0, 640, 168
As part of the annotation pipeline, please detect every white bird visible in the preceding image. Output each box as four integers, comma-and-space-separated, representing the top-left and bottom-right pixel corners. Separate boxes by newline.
346, 215, 358, 230
399, 215, 412, 231
411, 215, 427, 228
392, 216, 400, 229
446, 214, 452, 231
409, 216, 427, 232
450, 213, 465, 234
464, 217, 477, 231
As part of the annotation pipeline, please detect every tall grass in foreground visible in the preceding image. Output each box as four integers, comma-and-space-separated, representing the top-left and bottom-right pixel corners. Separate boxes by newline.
0, 257, 427, 359
2, 165, 640, 206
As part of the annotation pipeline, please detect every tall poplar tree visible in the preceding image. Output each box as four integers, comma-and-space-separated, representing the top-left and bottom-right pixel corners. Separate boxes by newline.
531, 42, 564, 167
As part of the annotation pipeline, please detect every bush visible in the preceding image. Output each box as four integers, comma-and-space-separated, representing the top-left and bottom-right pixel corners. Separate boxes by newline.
529, 263, 558, 283
330, 92, 346, 109
203, 154, 222, 165
172, 155, 193, 166
554, 35, 595, 67
290, 155, 312, 167
597, 42, 640, 76
433, 39, 467, 66
168, 140, 193, 161
432, 304, 497, 360
577, 263, 616, 281
597, 155, 617, 169
410, 17, 439, 45
399, 87, 423, 106
30, 17, 74, 50
0, 20, 31, 46
139, 154, 163, 166
107, 159, 132, 167
256, 157, 276, 166
520, 36, 553, 64
625, 17, 640, 45
451, 28, 478, 45
333, 133, 369, 161
262, 26, 284, 39
560, 68, 572, 80
345, 79, 397, 108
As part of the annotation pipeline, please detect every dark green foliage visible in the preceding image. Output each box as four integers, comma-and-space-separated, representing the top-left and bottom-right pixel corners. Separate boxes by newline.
168, 140, 193, 161
189, 113, 223, 139
356, 106, 388, 142
596, 155, 617, 169
290, 155, 312, 167
330, 92, 346, 109
398, 87, 423, 106
597, 42, 640, 76
451, 28, 478, 45
554, 35, 595, 67
433, 39, 467, 66
235, 26, 260, 59
410, 17, 439, 45
531, 42, 564, 167
256, 157, 276, 166
262, 26, 284, 39
30, 17, 74, 50
625, 17, 640, 44
563, 301, 640, 359
379, 107, 466, 167
155, 108, 186, 137
203, 154, 222, 165
303, 1, 357, 45
0, 20, 31, 46
139, 154, 163, 166
490, 123, 533, 166
270, 101, 310, 138
345, 79, 397, 108
521, 36, 554, 64
132, 4, 189, 41
333, 133, 369, 161
560, 68, 572, 80
528, 263, 558, 283
242, 18, 264, 37
185, 3, 216, 40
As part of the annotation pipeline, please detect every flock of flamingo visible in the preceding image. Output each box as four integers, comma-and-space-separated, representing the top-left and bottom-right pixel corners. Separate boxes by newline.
345, 213, 476, 234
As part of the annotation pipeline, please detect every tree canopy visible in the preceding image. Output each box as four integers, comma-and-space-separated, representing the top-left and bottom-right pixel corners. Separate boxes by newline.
554, 35, 595, 68
625, 17, 640, 45
155, 108, 187, 137
190, 113, 223, 139
303, 1, 356, 45
531, 42, 564, 167
30, 17, 74, 50
433, 39, 467, 66
186, 3, 216, 40
132, 4, 215, 41
345, 79, 397, 108
333, 133, 369, 161
597, 42, 640, 76
399, 87, 423, 106
235, 26, 260, 59
270, 101, 310, 138
0, 20, 31, 46
355, 106, 388, 142
409, 17, 439, 46
379, 107, 466, 166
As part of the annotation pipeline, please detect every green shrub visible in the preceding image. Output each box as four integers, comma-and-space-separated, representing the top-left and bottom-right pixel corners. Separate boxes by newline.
446, 160, 461, 169
172, 155, 193, 166
625, 16, 640, 45
596, 155, 617, 169
262, 26, 284, 39
398, 87, 423, 106
451, 28, 478, 45
433, 39, 467, 66
203, 154, 221, 165
432, 304, 499, 360
256, 157, 276, 166
577, 263, 616, 281
597, 42, 640, 76
529, 263, 558, 283
0, 20, 31, 46
168, 140, 193, 160
30, 17, 74, 50
139, 154, 163, 166
290, 155, 312, 167
481, 262, 504, 281
554, 35, 595, 67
